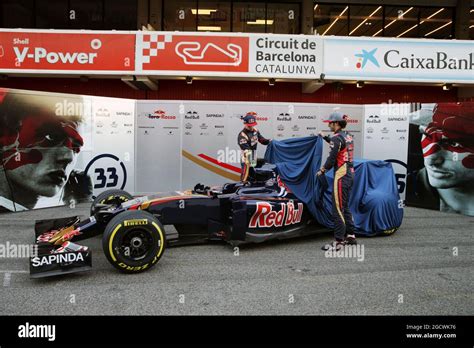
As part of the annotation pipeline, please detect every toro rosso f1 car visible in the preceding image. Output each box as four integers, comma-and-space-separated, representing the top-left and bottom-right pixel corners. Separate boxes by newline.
30, 163, 327, 278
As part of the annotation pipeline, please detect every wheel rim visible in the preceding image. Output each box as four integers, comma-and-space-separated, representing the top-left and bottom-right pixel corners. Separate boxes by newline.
119, 229, 153, 261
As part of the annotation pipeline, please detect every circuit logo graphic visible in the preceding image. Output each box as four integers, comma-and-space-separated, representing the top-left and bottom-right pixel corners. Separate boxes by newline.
355, 48, 380, 69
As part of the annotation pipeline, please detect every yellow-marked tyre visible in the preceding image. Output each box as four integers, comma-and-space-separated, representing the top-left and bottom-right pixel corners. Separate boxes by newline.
90, 189, 133, 216
102, 210, 166, 274
382, 227, 398, 235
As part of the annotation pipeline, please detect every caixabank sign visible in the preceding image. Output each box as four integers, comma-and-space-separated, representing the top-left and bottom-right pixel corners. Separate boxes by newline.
323, 36, 474, 84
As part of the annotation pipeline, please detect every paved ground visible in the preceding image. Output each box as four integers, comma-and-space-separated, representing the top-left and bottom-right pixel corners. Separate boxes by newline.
0, 204, 472, 315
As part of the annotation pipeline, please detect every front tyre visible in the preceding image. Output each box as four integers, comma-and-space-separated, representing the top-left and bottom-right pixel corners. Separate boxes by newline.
90, 189, 133, 216
102, 210, 166, 273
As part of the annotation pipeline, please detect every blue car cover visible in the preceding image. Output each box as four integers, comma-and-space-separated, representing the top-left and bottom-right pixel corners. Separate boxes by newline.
264, 136, 403, 236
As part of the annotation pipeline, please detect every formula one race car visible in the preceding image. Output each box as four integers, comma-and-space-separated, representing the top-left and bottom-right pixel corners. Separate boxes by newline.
30, 163, 327, 278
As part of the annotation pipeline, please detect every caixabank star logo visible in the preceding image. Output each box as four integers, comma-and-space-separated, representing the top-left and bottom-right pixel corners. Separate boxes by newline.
354, 48, 380, 69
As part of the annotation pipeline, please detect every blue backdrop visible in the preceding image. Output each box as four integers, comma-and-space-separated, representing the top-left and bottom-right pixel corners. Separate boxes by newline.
264, 136, 403, 236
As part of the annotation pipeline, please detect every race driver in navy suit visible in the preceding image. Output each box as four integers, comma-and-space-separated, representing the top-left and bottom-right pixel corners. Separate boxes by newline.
317, 112, 357, 251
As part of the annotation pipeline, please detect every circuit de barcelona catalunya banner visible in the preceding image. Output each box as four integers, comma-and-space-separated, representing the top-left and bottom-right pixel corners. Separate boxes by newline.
0, 29, 136, 74
323, 36, 474, 84
135, 32, 323, 78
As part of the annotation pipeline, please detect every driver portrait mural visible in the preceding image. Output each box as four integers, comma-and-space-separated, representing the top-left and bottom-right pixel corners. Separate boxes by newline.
0, 89, 92, 212
407, 102, 474, 216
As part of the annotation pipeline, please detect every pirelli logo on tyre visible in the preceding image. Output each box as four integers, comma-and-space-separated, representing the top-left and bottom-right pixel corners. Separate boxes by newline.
123, 219, 148, 227
118, 263, 150, 272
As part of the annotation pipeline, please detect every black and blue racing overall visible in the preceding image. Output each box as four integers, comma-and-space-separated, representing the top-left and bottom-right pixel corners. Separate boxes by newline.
322, 130, 355, 241
238, 128, 270, 182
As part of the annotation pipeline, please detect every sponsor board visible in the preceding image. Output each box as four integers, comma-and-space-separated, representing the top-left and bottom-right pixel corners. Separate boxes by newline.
363, 104, 409, 199
0, 30, 135, 73
324, 36, 474, 83
249, 35, 323, 78
1, 30, 470, 83
136, 33, 249, 73
136, 32, 323, 79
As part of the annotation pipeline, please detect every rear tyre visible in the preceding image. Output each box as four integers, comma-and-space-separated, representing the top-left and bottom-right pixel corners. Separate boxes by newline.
102, 210, 166, 273
90, 189, 133, 216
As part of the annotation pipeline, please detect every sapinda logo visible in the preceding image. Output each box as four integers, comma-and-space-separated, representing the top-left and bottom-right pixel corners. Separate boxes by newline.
249, 202, 303, 228
147, 109, 176, 119
31, 252, 85, 267
14, 39, 102, 65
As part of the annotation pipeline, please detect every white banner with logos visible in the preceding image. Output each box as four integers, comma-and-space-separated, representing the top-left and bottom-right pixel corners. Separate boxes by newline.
323, 36, 474, 84
38, 95, 137, 208
135, 101, 182, 194
0, 88, 136, 212
2, 88, 412, 213
362, 104, 409, 200
86, 96, 136, 196
135, 100, 364, 192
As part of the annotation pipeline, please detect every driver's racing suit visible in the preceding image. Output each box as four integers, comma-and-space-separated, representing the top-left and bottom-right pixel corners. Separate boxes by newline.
238, 128, 270, 181
322, 130, 355, 241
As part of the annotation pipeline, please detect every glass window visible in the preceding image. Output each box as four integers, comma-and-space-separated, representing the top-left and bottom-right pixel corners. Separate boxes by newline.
419, 7, 454, 39
1, 0, 34, 28
103, 0, 137, 30
348, 5, 383, 37
471, 8, 474, 40
197, 1, 231, 32
69, 0, 103, 29
314, 4, 349, 36
233, 2, 266, 33
383, 6, 420, 38
36, 0, 69, 29
266, 3, 300, 34
163, 0, 197, 31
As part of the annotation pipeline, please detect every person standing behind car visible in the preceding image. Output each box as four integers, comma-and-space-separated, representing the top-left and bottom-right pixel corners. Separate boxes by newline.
317, 112, 356, 251
237, 112, 271, 182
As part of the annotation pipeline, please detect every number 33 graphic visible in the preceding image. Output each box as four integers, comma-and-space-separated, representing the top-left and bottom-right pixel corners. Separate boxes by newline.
94, 167, 119, 189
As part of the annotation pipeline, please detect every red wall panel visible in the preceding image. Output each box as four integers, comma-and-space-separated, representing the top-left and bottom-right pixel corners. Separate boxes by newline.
0, 77, 459, 104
